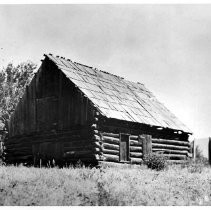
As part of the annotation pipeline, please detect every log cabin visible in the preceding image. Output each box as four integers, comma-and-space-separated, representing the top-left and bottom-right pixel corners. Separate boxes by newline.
5, 54, 192, 166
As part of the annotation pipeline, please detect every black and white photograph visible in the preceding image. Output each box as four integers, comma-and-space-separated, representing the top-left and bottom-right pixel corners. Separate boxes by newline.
0, 0, 211, 206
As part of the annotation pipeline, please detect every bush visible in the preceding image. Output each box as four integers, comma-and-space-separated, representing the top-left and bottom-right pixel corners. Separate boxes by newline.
143, 153, 167, 171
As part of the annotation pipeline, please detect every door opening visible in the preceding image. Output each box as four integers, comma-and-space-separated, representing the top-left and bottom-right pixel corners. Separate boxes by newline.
120, 134, 130, 162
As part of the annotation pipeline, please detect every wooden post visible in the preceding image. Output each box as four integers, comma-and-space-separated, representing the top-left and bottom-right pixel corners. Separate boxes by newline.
209, 137, 211, 165
141, 134, 152, 158
190, 140, 194, 159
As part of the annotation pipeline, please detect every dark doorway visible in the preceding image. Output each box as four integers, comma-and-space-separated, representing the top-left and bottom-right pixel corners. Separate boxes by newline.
120, 134, 130, 162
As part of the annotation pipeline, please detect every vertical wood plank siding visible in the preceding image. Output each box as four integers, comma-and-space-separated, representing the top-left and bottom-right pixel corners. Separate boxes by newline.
8, 58, 95, 137
6, 58, 98, 164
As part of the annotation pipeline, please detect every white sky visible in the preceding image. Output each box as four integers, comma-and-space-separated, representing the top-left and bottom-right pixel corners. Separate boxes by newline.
0, 4, 211, 139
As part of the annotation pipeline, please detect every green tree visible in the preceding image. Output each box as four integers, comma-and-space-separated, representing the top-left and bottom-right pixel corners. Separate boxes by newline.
0, 61, 37, 131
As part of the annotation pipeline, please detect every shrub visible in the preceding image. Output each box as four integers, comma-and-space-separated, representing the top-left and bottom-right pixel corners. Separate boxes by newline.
143, 153, 167, 171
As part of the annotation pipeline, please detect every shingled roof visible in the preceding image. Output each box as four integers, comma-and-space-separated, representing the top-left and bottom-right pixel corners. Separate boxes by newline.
45, 54, 192, 134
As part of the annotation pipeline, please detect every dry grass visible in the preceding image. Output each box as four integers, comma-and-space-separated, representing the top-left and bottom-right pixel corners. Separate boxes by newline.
0, 163, 211, 206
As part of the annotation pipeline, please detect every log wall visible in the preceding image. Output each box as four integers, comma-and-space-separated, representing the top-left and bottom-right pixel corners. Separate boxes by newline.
151, 138, 190, 161
4, 126, 101, 165
98, 132, 143, 164
98, 118, 191, 163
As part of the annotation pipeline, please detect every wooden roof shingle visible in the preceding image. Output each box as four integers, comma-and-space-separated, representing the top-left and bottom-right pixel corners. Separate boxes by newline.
45, 54, 192, 133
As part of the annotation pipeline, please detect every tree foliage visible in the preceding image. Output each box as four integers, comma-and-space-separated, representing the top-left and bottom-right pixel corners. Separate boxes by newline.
195, 145, 204, 159
194, 145, 208, 165
0, 61, 37, 131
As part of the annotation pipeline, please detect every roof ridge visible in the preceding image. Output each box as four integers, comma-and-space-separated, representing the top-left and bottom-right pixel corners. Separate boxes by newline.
74, 61, 124, 80
74, 61, 94, 69
47, 53, 125, 80
46, 53, 152, 87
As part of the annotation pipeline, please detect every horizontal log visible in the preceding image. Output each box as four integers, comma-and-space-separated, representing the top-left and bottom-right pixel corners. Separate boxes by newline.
64, 150, 96, 156
10, 155, 33, 160
152, 148, 188, 155
11, 128, 90, 138
163, 154, 187, 160
91, 124, 97, 129
63, 141, 101, 149
92, 141, 101, 148
130, 157, 143, 164
188, 153, 193, 158
5, 143, 31, 149
32, 140, 92, 149
64, 144, 94, 151
93, 130, 99, 134
39, 136, 92, 144
4, 149, 32, 154
152, 143, 189, 151
130, 146, 142, 152
5, 142, 32, 147
130, 140, 142, 146
5, 147, 32, 152
9, 151, 32, 156
152, 139, 190, 146
100, 125, 139, 135
5, 155, 33, 160
19, 155, 33, 160
101, 132, 119, 138
6, 133, 80, 143
6, 136, 94, 147
103, 142, 119, 151
102, 136, 119, 145
33, 152, 101, 161
64, 153, 101, 161
64, 157, 99, 162
6, 127, 93, 143
5, 152, 32, 157
64, 139, 100, 147
102, 148, 119, 156
64, 147, 101, 154
130, 152, 142, 158
129, 135, 138, 140
92, 134, 101, 141
63, 140, 93, 147
103, 154, 119, 162
167, 159, 189, 164
91, 147, 101, 153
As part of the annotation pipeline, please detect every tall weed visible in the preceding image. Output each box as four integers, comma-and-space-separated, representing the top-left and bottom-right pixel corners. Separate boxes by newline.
0, 164, 211, 205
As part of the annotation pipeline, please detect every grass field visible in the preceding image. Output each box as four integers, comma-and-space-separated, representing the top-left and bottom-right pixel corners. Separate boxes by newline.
0, 163, 211, 206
